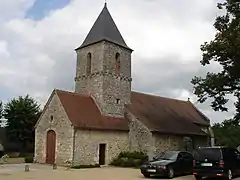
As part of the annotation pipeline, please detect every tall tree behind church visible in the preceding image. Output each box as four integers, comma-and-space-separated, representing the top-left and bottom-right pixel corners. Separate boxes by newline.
0, 101, 2, 119
3, 95, 41, 152
212, 119, 240, 147
191, 0, 240, 121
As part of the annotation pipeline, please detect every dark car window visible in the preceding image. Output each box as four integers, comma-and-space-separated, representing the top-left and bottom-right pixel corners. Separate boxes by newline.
222, 148, 235, 160
153, 152, 165, 160
160, 151, 179, 160
181, 152, 193, 160
177, 152, 183, 159
194, 148, 222, 161
222, 148, 240, 161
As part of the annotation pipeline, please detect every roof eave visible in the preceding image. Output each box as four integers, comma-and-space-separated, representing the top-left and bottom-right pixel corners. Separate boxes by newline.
34, 89, 57, 129
75, 39, 133, 52
151, 130, 209, 137
194, 121, 210, 126
187, 101, 211, 123
73, 126, 129, 132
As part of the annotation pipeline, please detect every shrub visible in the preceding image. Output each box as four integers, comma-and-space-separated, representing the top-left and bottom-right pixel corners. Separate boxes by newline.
110, 151, 148, 168
1, 154, 9, 163
25, 156, 34, 163
7, 152, 20, 158
118, 151, 148, 161
71, 164, 100, 169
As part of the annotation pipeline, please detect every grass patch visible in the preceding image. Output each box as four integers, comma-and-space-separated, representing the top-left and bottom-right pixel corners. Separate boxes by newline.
0, 157, 25, 164
71, 164, 100, 169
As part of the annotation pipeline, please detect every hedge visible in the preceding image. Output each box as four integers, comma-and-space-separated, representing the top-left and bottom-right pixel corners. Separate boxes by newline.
24, 156, 34, 163
110, 151, 148, 168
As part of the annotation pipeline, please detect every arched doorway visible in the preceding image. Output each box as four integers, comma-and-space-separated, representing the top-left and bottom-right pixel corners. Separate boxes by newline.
46, 130, 56, 164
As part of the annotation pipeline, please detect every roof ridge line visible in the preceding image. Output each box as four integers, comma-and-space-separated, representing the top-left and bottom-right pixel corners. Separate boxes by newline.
55, 89, 91, 98
132, 91, 188, 103
77, 39, 133, 51
88, 94, 105, 116
187, 101, 211, 123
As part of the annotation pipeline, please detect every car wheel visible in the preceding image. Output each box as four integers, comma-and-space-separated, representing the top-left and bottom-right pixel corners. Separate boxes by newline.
194, 175, 202, 180
167, 167, 174, 179
143, 173, 150, 178
227, 169, 233, 180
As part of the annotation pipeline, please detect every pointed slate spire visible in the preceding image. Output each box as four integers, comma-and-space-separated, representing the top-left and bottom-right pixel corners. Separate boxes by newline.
76, 3, 132, 51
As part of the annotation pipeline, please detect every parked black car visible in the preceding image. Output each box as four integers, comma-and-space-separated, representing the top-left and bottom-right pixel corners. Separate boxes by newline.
193, 146, 240, 180
140, 150, 193, 179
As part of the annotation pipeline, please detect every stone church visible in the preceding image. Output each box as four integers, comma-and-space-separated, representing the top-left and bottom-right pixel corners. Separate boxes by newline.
34, 3, 214, 166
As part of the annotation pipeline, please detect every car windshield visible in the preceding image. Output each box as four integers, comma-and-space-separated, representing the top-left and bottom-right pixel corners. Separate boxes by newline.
155, 151, 179, 160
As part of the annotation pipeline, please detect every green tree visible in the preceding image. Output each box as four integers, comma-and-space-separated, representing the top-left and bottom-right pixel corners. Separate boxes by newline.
0, 101, 2, 119
212, 119, 240, 148
3, 95, 41, 151
191, 0, 240, 120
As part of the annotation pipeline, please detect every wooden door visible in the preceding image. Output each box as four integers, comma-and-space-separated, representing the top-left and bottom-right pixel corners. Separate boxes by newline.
99, 144, 106, 165
46, 130, 56, 164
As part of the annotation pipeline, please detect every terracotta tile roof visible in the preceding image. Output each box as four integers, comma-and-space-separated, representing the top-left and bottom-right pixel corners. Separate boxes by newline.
55, 89, 209, 136
55, 89, 129, 131
127, 91, 209, 136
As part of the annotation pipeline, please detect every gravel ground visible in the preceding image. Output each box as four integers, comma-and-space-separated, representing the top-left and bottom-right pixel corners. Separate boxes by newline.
0, 164, 239, 180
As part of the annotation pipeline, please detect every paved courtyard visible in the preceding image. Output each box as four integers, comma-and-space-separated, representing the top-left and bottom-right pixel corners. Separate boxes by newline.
0, 164, 240, 180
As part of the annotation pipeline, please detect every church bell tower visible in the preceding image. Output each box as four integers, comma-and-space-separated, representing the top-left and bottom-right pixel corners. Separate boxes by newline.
74, 3, 133, 117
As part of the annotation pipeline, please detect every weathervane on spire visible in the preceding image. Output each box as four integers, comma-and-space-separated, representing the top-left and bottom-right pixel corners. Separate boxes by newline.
104, 0, 107, 7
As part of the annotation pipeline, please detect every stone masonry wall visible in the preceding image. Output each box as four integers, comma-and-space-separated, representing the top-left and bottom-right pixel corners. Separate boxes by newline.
153, 133, 209, 156
75, 41, 132, 117
127, 110, 154, 159
102, 41, 132, 117
73, 129, 129, 165
126, 108, 210, 158
153, 134, 184, 156
75, 42, 104, 95
34, 92, 74, 165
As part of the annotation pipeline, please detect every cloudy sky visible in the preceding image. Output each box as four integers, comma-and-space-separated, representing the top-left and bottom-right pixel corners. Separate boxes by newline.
0, 0, 235, 124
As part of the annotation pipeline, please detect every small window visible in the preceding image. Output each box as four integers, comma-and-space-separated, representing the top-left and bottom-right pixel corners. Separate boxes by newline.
50, 115, 53, 122
115, 53, 120, 73
116, 98, 120, 104
86, 53, 92, 75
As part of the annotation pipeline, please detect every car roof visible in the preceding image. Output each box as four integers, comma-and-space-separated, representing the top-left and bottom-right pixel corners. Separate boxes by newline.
166, 150, 192, 154
198, 146, 227, 149
166, 150, 182, 154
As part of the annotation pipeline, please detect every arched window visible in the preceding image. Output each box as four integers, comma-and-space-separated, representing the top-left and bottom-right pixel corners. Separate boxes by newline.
86, 53, 92, 76
115, 53, 120, 73
50, 115, 53, 122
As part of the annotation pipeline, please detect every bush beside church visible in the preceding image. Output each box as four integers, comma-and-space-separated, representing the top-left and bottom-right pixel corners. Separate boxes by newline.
110, 151, 148, 168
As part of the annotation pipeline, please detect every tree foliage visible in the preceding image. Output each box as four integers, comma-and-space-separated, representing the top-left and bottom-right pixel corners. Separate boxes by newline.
3, 95, 41, 151
191, 0, 240, 120
212, 119, 240, 148
0, 101, 2, 119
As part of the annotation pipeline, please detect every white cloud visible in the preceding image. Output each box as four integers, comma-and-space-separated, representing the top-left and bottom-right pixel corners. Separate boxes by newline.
0, 41, 9, 58
0, 0, 232, 124
0, 0, 35, 21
